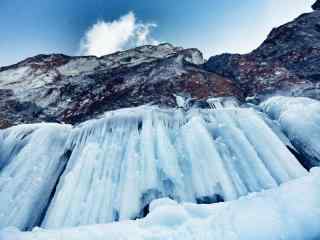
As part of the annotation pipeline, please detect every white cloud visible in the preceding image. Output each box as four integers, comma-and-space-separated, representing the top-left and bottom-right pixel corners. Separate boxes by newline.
80, 12, 159, 56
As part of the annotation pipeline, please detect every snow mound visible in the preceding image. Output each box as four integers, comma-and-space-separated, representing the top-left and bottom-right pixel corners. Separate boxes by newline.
3, 168, 320, 240
149, 197, 178, 212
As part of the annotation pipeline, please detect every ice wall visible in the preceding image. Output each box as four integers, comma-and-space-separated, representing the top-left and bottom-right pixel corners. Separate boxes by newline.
261, 96, 320, 168
0, 103, 308, 230
39, 106, 307, 229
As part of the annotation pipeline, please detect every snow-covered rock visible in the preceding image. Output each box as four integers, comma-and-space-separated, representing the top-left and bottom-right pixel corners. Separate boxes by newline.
3, 168, 319, 240
0, 43, 241, 127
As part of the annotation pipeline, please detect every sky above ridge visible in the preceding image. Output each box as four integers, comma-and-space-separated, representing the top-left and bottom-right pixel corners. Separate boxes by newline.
0, 0, 315, 66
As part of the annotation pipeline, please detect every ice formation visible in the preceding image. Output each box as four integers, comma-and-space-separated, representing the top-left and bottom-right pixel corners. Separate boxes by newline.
0, 104, 308, 231
0, 123, 71, 230
261, 96, 320, 168
207, 97, 239, 109
3, 167, 320, 240
42, 107, 307, 229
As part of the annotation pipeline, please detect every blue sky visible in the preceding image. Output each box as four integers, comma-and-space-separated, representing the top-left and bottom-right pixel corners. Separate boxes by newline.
0, 0, 314, 66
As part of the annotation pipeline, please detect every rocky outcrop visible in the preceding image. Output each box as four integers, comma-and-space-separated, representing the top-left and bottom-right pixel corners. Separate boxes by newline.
0, 44, 242, 126
204, 3, 320, 101
312, 0, 320, 10
1, 1, 320, 126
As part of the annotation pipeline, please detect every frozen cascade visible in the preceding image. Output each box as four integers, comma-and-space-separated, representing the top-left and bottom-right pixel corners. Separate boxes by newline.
0, 104, 308, 230
0, 123, 72, 230
39, 106, 307, 229
260, 96, 320, 168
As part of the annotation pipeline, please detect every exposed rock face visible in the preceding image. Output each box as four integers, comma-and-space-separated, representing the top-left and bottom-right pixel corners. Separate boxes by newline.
312, 0, 320, 10
204, 6, 320, 101
0, 44, 242, 126
2, 1, 320, 127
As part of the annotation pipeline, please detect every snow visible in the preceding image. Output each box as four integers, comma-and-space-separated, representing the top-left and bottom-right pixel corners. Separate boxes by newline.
260, 96, 320, 168
0, 66, 31, 86
0, 65, 60, 108
57, 57, 100, 76
184, 49, 204, 65
3, 168, 320, 240
174, 94, 189, 108
148, 197, 178, 212
0, 66, 58, 92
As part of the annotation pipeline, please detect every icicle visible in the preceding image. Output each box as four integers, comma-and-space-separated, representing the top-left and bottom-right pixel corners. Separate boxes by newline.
0, 104, 308, 230
0, 123, 71, 230
261, 96, 320, 168
207, 97, 239, 109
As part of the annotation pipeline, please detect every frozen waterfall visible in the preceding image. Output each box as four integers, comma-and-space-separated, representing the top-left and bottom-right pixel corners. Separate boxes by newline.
0, 104, 308, 230
0, 123, 71, 230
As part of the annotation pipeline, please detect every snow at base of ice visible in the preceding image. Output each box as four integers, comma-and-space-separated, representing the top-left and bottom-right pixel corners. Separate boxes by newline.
3, 168, 320, 240
260, 96, 320, 168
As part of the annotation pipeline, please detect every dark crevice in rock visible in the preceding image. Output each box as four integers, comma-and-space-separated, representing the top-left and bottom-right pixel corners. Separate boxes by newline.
312, 0, 320, 10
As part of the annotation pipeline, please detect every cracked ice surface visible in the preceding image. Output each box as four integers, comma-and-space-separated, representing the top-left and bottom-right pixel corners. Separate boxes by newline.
4, 168, 320, 240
